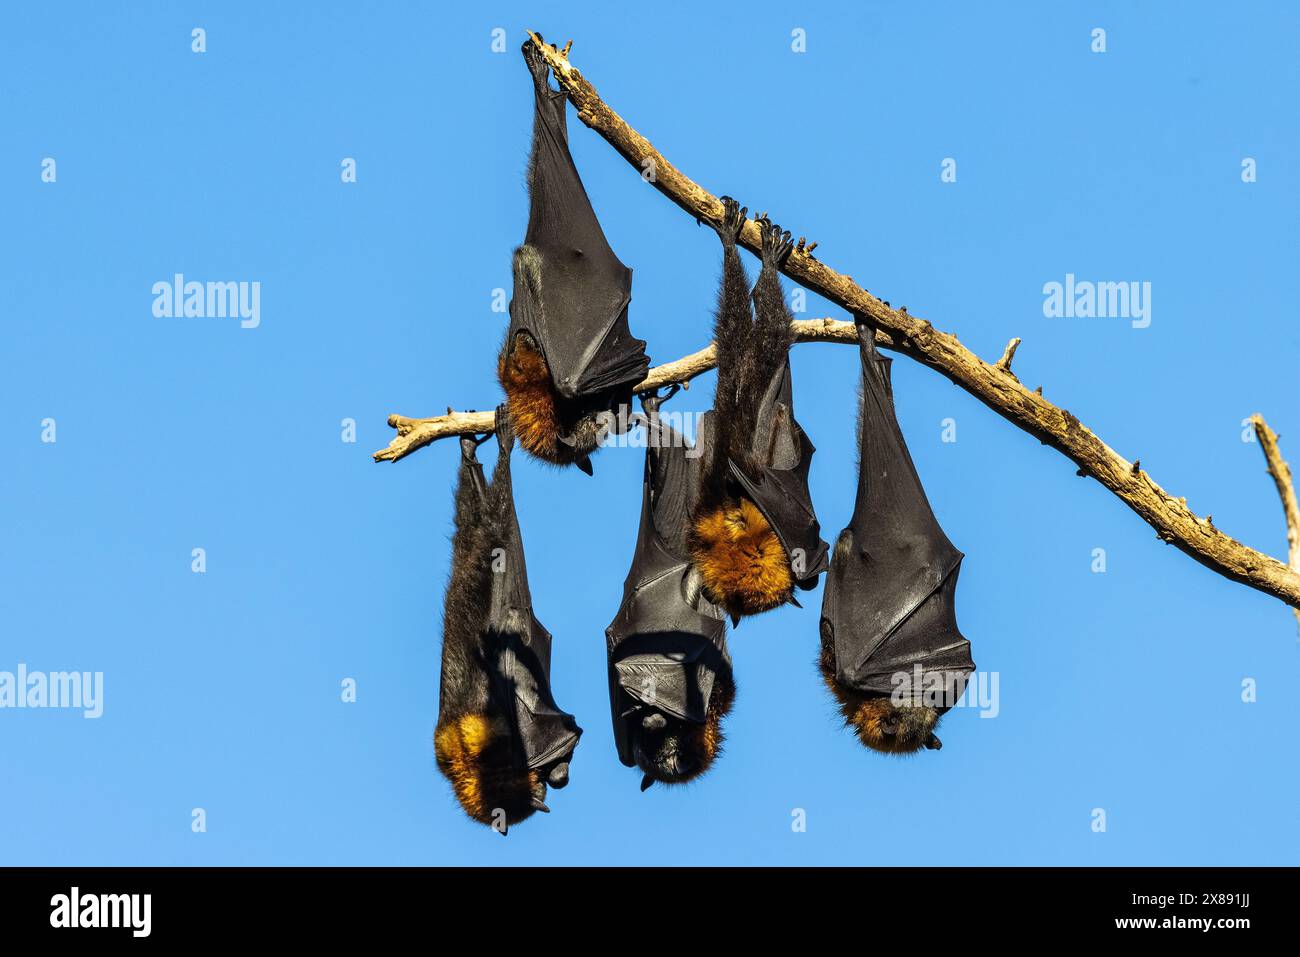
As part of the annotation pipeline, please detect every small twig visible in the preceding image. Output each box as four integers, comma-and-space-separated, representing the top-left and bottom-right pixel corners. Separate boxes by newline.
1252, 415, 1300, 632
994, 337, 1022, 378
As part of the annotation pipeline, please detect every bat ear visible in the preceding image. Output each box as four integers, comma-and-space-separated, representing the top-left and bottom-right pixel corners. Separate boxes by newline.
787, 594, 802, 609
531, 797, 551, 813
925, 734, 943, 751
640, 774, 655, 792
574, 453, 594, 476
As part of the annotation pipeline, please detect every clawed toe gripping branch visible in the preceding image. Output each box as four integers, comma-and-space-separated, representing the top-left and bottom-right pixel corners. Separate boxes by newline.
374, 34, 1300, 621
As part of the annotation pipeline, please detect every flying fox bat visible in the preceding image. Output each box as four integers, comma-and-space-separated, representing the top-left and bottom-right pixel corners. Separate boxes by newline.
687, 197, 829, 621
606, 392, 736, 790
497, 36, 650, 474
434, 405, 581, 832
819, 320, 975, 754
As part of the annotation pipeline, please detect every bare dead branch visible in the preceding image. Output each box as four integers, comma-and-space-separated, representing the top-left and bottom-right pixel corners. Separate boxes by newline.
373, 317, 863, 462
374, 35, 1300, 615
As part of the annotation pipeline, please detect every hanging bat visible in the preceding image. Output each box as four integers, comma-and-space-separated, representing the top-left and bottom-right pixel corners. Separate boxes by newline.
819, 320, 975, 754
606, 392, 736, 790
497, 36, 650, 474
688, 197, 829, 621
434, 405, 582, 832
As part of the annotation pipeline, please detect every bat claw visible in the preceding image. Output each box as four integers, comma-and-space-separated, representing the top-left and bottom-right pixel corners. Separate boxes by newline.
711, 195, 746, 246
493, 403, 515, 453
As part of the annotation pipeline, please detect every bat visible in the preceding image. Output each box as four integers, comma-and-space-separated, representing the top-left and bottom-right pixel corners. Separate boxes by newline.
606, 391, 736, 790
819, 319, 976, 754
434, 405, 582, 832
688, 197, 829, 622
498, 36, 650, 474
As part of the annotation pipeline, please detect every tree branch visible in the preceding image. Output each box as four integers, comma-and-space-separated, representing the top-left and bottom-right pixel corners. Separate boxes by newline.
374, 35, 1300, 616
1251, 415, 1300, 629
373, 317, 864, 462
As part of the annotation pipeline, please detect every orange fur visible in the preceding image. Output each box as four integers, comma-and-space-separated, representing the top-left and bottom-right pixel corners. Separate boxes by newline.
497, 338, 563, 460
434, 713, 541, 825
819, 667, 938, 755
690, 498, 793, 617
692, 677, 735, 767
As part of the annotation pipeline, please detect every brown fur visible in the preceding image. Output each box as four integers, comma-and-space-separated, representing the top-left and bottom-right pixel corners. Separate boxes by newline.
689, 498, 794, 618
497, 336, 565, 462
434, 713, 544, 826
817, 650, 940, 755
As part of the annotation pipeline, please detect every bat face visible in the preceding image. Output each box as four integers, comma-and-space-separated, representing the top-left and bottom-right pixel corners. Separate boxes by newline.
819, 323, 975, 755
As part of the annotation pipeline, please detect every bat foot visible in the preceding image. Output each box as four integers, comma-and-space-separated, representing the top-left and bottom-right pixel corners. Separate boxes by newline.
493, 403, 515, 453
521, 35, 551, 86
711, 195, 748, 247
757, 217, 795, 270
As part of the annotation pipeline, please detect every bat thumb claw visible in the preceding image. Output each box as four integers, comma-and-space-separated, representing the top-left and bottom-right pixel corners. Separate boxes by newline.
641, 712, 667, 731
547, 762, 570, 789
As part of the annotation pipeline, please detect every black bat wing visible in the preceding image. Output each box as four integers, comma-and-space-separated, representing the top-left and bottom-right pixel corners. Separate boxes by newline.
821, 322, 974, 701
605, 410, 730, 766
508, 46, 648, 399
728, 360, 830, 587
480, 425, 582, 769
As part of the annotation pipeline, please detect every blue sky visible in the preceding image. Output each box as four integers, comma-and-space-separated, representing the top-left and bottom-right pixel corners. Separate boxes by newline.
2, 1, 1298, 865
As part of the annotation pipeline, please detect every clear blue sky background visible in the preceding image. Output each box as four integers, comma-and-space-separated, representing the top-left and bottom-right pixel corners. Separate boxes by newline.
3, 2, 1298, 865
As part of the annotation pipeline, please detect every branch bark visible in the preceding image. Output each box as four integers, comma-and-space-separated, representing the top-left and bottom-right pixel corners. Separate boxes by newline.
375, 35, 1300, 615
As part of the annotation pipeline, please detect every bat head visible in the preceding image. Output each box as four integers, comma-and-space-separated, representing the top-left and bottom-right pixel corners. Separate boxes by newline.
434, 712, 565, 831
628, 672, 735, 789
817, 635, 947, 755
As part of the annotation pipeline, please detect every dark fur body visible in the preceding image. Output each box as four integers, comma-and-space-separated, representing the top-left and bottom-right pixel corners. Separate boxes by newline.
687, 201, 803, 618
498, 38, 646, 472
434, 413, 577, 832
